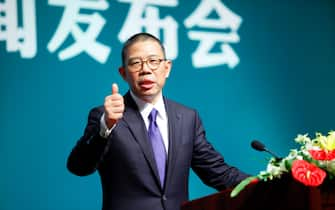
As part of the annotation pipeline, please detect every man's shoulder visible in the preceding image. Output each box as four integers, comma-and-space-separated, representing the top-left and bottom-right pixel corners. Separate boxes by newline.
88, 105, 104, 116
164, 97, 197, 113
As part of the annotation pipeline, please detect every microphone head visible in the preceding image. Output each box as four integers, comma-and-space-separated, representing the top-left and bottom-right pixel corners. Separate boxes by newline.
251, 140, 266, 152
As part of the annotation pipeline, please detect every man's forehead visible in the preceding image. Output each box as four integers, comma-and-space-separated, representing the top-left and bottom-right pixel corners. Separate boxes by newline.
126, 40, 163, 56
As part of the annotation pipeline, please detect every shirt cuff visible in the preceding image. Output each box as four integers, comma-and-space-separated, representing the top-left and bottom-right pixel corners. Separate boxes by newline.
100, 113, 115, 138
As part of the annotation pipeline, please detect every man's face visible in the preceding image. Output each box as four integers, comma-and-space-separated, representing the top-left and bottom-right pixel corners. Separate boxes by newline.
119, 40, 172, 103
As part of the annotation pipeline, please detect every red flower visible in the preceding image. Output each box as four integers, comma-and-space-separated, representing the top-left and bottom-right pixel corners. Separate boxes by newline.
291, 160, 326, 186
309, 149, 335, 160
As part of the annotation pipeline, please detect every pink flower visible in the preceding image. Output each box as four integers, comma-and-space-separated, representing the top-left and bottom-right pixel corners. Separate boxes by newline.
291, 160, 326, 186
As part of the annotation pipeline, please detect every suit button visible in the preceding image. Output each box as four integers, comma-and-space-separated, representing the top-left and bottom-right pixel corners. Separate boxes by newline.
162, 195, 167, 201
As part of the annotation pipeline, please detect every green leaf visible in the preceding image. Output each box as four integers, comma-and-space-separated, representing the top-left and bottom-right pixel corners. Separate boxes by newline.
230, 176, 257, 198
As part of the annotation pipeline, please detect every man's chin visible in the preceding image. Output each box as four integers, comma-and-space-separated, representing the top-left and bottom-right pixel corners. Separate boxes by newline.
138, 91, 161, 103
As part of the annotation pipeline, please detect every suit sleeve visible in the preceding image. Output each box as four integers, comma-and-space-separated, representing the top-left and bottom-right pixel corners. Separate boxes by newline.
67, 107, 109, 176
191, 110, 249, 191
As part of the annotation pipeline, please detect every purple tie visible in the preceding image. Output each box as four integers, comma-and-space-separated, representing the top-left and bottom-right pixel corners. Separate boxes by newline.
148, 108, 166, 186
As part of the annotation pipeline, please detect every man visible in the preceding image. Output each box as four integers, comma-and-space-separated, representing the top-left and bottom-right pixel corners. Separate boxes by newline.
67, 32, 248, 210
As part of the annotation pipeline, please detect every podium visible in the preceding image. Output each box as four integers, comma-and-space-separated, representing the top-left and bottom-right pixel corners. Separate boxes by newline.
181, 175, 335, 210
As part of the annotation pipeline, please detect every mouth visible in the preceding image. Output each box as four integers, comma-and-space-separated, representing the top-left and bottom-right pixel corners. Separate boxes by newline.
139, 79, 155, 90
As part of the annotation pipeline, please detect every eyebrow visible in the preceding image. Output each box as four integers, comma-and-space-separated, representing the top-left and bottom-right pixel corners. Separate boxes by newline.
128, 55, 162, 60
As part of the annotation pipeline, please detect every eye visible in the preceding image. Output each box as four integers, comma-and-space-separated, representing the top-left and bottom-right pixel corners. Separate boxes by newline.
149, 58, 160, 65
129, 60, 141, 66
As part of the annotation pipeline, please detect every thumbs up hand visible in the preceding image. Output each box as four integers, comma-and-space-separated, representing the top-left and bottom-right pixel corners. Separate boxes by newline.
104, 83, 125, 128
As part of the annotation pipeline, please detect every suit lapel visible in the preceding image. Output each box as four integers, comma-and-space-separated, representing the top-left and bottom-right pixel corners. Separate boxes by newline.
164, 98, 183, 191
122, 92, 162, 188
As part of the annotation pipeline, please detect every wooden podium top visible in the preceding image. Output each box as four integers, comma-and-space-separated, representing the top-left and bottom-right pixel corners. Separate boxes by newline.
181, 176, 335, 210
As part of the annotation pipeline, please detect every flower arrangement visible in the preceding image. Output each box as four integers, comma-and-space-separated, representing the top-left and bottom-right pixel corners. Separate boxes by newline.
231, 131, 335, 197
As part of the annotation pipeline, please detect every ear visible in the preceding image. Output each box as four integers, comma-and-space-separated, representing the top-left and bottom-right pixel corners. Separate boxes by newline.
164, 60, 172, 78
119, 66, 127, 80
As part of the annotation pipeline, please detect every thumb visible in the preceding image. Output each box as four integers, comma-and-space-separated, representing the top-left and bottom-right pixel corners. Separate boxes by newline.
112, 83, 119, 95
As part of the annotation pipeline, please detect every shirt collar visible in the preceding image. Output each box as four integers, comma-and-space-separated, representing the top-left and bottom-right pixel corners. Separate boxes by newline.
130, 91, 167, 120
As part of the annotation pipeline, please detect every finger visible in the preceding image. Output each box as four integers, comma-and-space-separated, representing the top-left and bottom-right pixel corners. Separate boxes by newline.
111, 106, 124, 114
109, 99, 124, 108
112, 83, 119, 95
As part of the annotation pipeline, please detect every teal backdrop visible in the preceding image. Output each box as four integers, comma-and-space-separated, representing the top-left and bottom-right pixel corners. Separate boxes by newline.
1, 0, 335, 210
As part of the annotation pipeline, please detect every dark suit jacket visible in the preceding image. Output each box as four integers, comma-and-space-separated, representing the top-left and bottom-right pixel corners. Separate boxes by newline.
67, 92, 248, 210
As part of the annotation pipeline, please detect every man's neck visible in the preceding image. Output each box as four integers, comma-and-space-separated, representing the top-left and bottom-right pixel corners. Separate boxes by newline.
130, 91, 163, 105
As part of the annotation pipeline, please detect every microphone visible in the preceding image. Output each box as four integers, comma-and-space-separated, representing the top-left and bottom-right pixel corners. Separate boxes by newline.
251, 140, 282, 161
